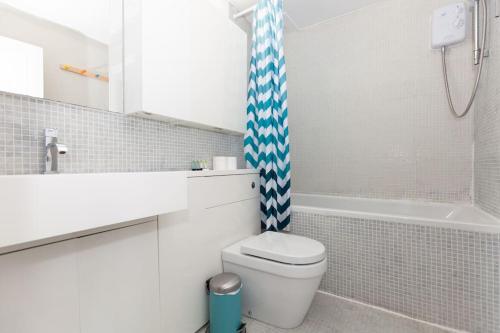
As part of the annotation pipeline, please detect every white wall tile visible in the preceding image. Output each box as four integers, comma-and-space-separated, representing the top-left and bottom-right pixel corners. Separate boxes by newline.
285, 0, 475, 202
475, 7, 500, 219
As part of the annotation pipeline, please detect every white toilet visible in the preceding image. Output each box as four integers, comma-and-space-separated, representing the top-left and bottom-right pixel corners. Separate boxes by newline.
222, 231, 327, 329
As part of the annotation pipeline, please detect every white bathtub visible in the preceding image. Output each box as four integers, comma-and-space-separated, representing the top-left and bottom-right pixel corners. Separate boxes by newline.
291, 193, 500, 233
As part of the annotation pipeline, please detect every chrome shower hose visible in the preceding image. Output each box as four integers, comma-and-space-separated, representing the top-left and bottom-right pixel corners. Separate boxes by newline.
441, 0, 487, 118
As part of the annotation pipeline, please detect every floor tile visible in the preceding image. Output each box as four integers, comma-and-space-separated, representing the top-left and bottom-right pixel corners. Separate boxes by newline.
198, 292, 458, 333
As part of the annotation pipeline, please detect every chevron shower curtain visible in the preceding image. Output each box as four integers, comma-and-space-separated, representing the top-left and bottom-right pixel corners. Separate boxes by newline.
244, 0, 291, 231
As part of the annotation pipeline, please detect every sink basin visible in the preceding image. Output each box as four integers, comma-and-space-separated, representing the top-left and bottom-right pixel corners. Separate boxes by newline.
0, 172, 187, 254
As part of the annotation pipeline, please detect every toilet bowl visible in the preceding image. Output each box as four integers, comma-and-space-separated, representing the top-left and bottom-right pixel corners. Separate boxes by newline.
222, 231, 327, 329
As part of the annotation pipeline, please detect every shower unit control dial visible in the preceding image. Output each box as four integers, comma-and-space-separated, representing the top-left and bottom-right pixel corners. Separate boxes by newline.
431, 2, 467, 49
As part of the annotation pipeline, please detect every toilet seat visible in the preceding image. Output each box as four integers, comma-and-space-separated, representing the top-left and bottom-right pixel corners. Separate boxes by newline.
222, 233, 327, 279
240, 232, 325, 265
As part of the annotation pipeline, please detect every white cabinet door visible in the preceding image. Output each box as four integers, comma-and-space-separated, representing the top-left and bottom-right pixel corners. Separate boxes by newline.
0, 220, 162, 333
124, 0, 248, 134
77, 220, 161, 333
0, 240, 80, 333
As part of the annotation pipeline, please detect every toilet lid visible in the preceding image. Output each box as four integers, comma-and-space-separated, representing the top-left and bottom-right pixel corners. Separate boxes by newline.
240, 232, 326, 265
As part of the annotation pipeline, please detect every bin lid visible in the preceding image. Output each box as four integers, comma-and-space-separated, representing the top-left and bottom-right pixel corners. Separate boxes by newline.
209, 273, 241, 294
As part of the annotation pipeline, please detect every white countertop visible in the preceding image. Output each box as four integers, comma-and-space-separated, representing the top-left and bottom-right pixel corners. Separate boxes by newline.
0, 171, 188, 254
0, 169, 259, 254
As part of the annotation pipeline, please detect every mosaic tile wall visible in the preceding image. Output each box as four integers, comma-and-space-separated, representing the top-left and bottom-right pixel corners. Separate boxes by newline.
285, 0, 474, 203
290, 211, 500, 333
475, 8, 500, 219
0, 92, 244, 175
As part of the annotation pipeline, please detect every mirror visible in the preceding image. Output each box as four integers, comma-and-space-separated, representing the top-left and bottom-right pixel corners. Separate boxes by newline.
0, 0, 123, 112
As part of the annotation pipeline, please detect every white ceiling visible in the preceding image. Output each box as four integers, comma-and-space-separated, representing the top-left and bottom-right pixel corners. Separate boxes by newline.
230, 0, 383, 29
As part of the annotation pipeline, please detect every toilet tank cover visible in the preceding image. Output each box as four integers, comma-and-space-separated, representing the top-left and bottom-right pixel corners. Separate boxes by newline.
240, 232, 326, 265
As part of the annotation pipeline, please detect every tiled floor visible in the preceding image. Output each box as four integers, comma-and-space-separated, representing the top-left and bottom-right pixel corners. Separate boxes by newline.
199, 292, 459, 333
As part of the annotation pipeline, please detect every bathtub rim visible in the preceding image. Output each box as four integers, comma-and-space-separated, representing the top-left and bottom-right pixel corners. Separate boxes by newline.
291, 193, 500, 233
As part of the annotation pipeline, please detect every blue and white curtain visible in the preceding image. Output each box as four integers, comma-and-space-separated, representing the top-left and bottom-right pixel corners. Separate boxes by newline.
244, 0, 291, 231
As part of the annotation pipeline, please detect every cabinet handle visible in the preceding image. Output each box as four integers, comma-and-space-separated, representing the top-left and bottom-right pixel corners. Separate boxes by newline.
251, 182, 256, 189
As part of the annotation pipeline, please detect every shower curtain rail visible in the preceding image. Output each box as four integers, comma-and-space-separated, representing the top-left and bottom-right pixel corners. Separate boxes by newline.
233, 4, 256, 19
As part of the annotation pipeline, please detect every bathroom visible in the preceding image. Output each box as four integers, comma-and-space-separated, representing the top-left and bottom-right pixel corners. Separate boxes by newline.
0, 0, 499, 332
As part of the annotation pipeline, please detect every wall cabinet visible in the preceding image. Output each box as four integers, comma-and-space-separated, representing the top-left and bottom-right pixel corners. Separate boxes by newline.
0, 220, 160, 333
124, 0, 248, 134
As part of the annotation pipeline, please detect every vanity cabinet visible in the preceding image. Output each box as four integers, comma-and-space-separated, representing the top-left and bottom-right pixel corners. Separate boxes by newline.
0, 172, 260, 333
0, 220, 160, 333
123, 0, 248, 134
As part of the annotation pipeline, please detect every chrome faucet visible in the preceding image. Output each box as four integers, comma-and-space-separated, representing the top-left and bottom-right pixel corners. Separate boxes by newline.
44, 128, 67, 174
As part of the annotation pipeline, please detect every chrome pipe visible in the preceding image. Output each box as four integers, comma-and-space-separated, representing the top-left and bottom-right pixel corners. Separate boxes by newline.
233, 5, 256, 19
474, 0, 481, 65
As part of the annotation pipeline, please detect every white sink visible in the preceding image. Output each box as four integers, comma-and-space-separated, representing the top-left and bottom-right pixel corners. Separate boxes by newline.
0, 172, 187, 254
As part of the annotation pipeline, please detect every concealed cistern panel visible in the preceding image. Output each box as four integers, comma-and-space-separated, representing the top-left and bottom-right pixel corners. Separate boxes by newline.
432, 2, 467, 49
